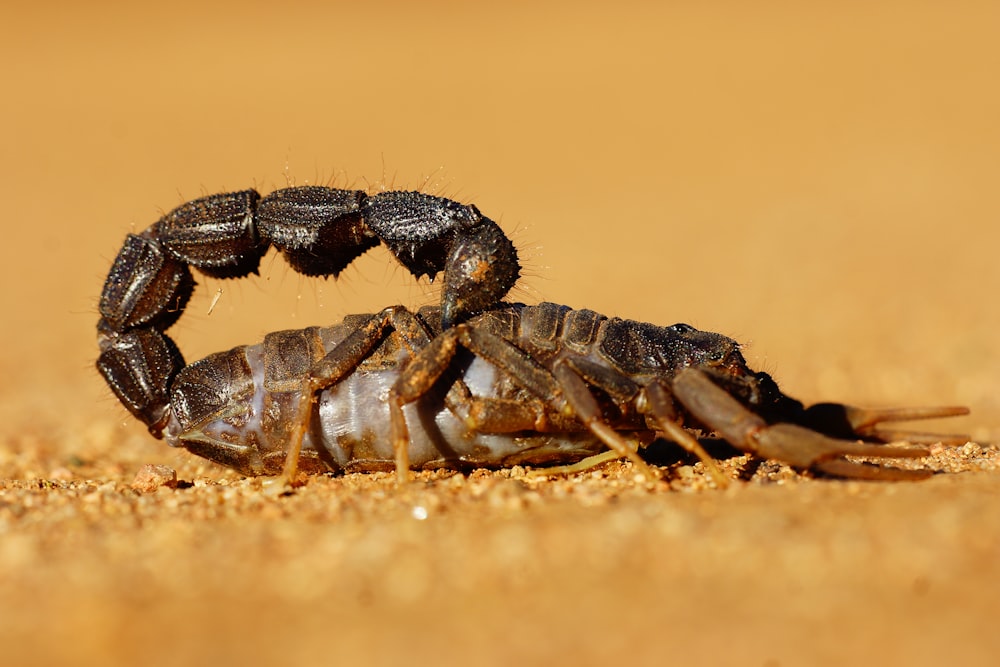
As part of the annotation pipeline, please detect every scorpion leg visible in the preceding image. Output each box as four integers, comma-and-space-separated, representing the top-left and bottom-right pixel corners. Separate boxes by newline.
385, 327, 514, 483
459, 327, 654, 478
523, 359, 729, 485
642, 381, 729, 487
392, 324, 657, 479
391, 331, 626, 482
385, 329, 460, 483
270, 306, 435, 490
270, 307, 544, 486
548, 362, 654, 479
672, 367, 946, 481
554, 357, 728, 484
521, 355, 644, 478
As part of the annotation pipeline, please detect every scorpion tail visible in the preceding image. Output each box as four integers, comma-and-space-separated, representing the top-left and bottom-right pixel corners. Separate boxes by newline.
441, 220, 520, 328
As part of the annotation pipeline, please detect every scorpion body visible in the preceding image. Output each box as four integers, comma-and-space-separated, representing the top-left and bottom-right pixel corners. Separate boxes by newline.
165, 305, 611, 475
97, 185, 968, 485
164, 303, 964, 482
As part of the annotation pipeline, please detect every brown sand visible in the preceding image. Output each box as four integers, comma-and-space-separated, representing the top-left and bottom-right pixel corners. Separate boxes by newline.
2, 2, 999, 665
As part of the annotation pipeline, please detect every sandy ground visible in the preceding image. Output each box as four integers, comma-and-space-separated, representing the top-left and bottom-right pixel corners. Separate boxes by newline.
2, 2, 999, 665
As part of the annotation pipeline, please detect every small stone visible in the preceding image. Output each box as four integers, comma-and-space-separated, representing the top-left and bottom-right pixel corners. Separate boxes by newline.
131, 464, 178, 492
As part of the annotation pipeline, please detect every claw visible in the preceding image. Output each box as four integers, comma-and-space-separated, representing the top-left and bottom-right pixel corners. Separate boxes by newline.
672, 367, 954, 481
750, 422, 930, 469
802, 403, 970, 443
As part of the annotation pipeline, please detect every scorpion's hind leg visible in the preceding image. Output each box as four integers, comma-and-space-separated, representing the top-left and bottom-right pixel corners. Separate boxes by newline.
267, 306, 435, 492
671, 368, 958, 481
386, 325, 552, 483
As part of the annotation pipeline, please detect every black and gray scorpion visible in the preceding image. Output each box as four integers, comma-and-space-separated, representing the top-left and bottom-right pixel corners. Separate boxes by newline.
96, 185, 968, 486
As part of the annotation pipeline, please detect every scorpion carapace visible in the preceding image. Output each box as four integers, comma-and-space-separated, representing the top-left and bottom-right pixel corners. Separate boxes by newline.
146, 302, 966, 485
96, 187, 520, 436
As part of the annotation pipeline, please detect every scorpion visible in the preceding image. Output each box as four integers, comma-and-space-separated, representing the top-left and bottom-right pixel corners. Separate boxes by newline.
97, 185, 969, 486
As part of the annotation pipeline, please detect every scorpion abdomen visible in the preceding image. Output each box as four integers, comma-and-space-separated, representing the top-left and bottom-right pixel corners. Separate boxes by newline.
162, 313, 608, 476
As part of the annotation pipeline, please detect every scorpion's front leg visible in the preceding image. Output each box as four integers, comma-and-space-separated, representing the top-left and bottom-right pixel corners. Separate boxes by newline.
526, 358, 728, 486
641, 380, 730, 487
672, 368, 966, 481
